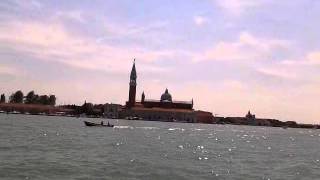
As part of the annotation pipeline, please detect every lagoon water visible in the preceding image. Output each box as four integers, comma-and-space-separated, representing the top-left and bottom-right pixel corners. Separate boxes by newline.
0, 114, 320, 180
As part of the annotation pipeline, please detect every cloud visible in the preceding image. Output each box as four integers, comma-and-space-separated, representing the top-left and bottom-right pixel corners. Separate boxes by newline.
282, 51, 320, 66
256, 67, 297, 79
0, 21, 172, 74
216, 0, 267, 16
0, 65, 19, 75
194, 31, 290, 62
307, 52, 320, 65
193, 15, 208, 26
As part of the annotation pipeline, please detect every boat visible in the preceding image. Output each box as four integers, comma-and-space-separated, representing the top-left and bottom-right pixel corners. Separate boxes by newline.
84, 121, 114, 127
127, 116, 140, 120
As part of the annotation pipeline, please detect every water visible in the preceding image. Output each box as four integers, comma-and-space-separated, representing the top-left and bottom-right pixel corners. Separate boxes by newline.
1, 114, 320, 180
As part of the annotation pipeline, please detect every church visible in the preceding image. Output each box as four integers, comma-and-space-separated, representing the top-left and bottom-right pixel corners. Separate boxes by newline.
120, 60, 197, 122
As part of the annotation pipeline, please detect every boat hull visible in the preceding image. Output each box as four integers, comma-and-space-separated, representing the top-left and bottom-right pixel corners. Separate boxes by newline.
84, 121, 114, 127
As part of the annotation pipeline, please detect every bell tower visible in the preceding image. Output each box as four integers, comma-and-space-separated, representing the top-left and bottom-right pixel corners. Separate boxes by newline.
141, 91, 145, 103
127, 59, 137, 108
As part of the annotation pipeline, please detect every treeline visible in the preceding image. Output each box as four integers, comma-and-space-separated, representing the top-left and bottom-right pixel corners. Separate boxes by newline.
0, 91, 56, 106
59, 102, 104, 116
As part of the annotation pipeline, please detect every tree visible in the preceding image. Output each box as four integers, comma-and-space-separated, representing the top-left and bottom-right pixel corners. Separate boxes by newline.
48, 95, 56, 106
9, 90, 24, 103
0, 94, 5, 103
39, 95, 49, 105
25, 91, 36, 104
33, 94, 40, 104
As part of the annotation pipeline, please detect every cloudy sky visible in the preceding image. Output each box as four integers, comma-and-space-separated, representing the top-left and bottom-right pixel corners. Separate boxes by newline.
0, 0, 319, 123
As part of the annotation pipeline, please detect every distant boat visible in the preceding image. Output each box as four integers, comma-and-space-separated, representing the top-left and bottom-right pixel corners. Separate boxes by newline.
84, 121, 114, 127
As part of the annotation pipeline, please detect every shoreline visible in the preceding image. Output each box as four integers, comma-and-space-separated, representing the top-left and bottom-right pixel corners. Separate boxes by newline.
1, 110, 319, 130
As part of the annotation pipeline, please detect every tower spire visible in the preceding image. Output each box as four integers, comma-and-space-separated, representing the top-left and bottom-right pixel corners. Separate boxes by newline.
130, 59, 137, 81
127, 59, 137, 108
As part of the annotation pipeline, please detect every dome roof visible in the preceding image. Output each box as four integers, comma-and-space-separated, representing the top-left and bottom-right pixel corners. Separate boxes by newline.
160, 88, 172, 102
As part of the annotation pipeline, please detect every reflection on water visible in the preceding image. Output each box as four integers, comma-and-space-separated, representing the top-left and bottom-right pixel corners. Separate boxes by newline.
0, 114, 320, 180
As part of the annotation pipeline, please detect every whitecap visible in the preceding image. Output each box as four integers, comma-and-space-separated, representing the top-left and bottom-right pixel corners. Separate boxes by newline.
136, 127, 159, 130
168, 128, 184, 131
163, 153, 168, 157
194, 128, 205, 131
114, 126, 134, 129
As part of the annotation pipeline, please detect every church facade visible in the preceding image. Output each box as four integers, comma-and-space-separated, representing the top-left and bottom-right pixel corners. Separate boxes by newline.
121, 60, 197, 122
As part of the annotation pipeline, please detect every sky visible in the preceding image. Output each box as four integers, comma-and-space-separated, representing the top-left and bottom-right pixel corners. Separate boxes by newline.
0, 0, 319, 123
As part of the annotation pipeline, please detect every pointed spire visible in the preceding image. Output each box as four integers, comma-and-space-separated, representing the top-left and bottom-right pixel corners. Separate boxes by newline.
165, 88, 169, 94
130, 59, 137, 80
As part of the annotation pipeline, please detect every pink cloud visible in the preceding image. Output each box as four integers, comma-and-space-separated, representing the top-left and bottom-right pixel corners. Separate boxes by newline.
0, 21, 173, 74
193, 31, 290, 62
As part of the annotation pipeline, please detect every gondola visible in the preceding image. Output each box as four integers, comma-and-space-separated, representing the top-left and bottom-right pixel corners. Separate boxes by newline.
84, 121, 114, 127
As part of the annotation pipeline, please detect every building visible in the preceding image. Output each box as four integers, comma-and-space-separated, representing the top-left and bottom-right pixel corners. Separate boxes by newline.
121, 60, 207, 123
103, 103, 122, 119
246, 110, 256, 125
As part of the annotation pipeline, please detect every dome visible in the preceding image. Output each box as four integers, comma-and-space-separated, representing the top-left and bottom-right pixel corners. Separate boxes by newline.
160, 88, 172, 102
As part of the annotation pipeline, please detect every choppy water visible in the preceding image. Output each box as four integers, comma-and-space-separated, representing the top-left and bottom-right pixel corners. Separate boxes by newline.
0, 114, 320, 180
